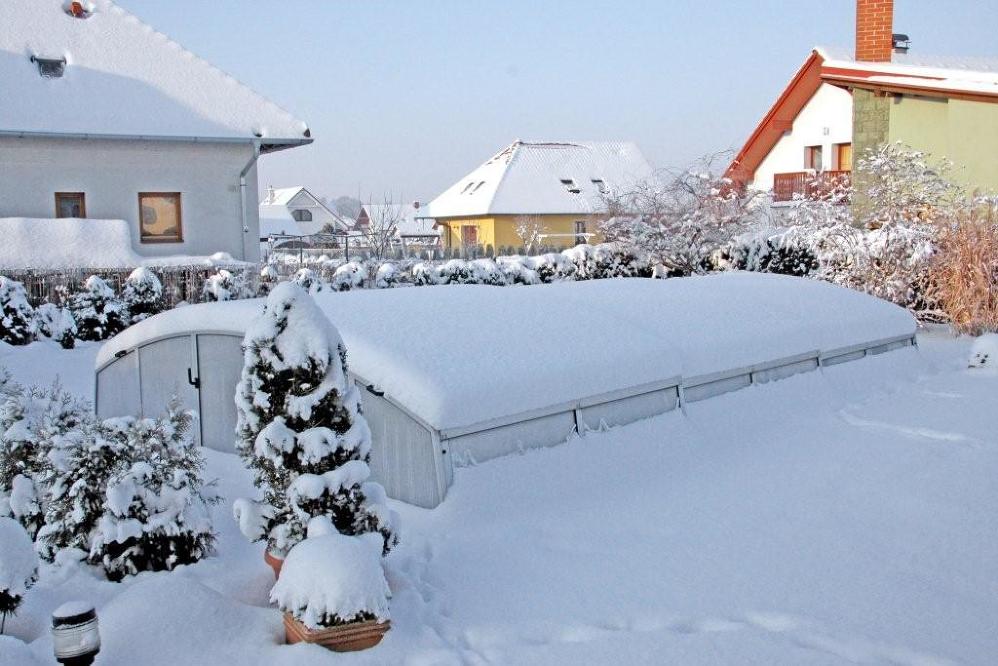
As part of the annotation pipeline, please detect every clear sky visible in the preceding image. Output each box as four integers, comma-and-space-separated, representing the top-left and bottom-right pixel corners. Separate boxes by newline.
115, 0, 998, 204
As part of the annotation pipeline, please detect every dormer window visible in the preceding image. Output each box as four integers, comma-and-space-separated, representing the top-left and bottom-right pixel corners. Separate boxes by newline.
64, 1, 94, 18
560, 179, 581, 194
471, 181, 485, 193
31, 56, 66, 79
591, 179, 608, 194
460, 181, 475, 194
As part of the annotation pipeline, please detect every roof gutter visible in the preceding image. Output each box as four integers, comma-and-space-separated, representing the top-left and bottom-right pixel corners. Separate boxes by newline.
238, 141, 262, 261
0, 129, 312, 152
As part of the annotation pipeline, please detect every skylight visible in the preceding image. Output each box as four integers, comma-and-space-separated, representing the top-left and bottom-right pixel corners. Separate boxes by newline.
560, 179, 581, 194
471, 181, 486, 193
591, 179, 608, 194
31, 56, 66, 79
460, 181, 475, 194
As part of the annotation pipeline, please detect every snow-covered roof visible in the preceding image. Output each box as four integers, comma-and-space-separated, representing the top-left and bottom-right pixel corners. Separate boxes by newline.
0, 217, 249, 270
98, 273, 915, 432
261, 187, 307, 207
817, 45, 998, 81
427, 140, 654, 218
260, 187, 348, 234
359, 203, 438, 237
1, 0, 311, 149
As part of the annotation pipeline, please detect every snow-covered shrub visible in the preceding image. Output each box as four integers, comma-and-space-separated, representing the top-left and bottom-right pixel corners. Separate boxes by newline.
292, 267, 324, 294
88, 403, 216, 581
719, 229, 818, 277
589, 243, 654, 279
437, 259, 478, 285
233, 283, 397, 557
258, 263, 280, 296
0, 384, 47, 538
33, 303, 76, 349
467, 259, 507, 286
968, 333, 998, 370
330, 262, 365, 292
202, 269, 252, 302
533, 252, 577, 283
270, 530, 390, 629
0, 517, 37, 633
0, 278, 35, 346
374, 262, 404, 289
497, 256, 541, 286
411, 262, 441, 286
69, 276, 126, 341
121, 267, 164, 323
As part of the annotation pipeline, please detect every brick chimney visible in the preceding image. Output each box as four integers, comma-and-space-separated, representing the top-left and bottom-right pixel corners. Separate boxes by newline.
855, 0, 894, 62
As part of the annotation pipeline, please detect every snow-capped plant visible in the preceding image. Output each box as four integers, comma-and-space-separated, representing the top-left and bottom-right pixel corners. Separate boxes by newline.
331, 262, 365, 291
202, 269, 252, 302
0, 384, 49, 538
258, 263, 280, 296
467, 259, 507, 286
33, 303, 77, 349
375, 262, 403, 288
0, 277, 35, 346
411, 262, 441, 286
69, 276, 126, 341
0, 517, 37, 634
292, 267, 324, 294
496, 256, 541, 286
270, 530, 390, 629
122, 267, 164, 323
88, 402, 216, 581
533, 252, 577, 282
437, 259, 477, 285
233, 283, 397, 557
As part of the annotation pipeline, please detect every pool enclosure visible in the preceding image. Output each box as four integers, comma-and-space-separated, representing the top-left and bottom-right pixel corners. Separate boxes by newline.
96, 273, 917, 508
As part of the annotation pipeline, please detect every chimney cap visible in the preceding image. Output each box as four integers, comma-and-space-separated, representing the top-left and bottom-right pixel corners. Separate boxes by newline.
892, 33, 911, 54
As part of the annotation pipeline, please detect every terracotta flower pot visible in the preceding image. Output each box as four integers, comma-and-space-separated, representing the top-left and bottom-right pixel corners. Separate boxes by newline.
283, 613, 390, 652
264, 549, 285, 578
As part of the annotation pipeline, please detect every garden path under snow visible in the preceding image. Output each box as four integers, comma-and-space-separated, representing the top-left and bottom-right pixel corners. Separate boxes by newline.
2, 328, 996, 665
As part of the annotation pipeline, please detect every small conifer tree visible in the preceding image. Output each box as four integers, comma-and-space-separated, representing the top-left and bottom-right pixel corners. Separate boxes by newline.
34, 303, 77, 349
0, 277, 35, 346
69, 275, 126, 341
122, 267, 164, 323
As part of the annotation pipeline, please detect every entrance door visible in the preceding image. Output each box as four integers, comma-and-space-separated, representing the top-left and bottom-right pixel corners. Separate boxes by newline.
461, 225, 478, 248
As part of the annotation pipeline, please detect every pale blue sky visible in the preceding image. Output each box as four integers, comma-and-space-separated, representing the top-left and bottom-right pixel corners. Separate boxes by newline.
116, 0, 998, 204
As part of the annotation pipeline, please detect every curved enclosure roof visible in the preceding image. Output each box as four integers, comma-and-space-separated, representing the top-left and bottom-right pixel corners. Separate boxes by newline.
98, 274, 916, 433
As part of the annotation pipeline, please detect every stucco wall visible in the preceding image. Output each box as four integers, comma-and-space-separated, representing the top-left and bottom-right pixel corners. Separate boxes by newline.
888, 95, 998, 193
0, 136, 261, 262
438, 214, 604, 250
751, 83, 853, 192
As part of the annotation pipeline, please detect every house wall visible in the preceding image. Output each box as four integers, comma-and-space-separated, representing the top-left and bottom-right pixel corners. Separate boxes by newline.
287, 190, 340, 232
888, 95, 998, 193
751, 83, 854, 192
438, 214, 604, 250
0, 136, 261, 262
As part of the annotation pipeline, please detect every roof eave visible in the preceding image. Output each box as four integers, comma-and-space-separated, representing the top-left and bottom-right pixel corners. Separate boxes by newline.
821, 75, 998, 104
0, 129, 314, 150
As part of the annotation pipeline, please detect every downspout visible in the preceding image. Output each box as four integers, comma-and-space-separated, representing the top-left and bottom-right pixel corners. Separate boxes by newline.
238, 141, 262, 261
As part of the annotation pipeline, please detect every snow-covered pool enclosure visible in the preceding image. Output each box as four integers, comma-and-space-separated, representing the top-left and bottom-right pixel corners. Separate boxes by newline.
96, 274, 917, 508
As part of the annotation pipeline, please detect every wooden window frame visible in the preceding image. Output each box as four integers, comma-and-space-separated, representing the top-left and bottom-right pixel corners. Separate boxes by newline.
836, 142, 853, 172
54, 192, 86, 218
804, 145, 823, 171
138, 192, 183, 244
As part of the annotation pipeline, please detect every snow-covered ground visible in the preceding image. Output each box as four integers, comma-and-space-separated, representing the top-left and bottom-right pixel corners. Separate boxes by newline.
2, 328, 997, 665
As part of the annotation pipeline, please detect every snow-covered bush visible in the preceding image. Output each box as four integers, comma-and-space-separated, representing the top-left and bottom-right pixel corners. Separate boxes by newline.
0, 383, 49, 538
33, 303, 76, 349
233, 283, 397, 557
533, 252, 577, 282
202, 269, 251, 302
375, 262, 404, 289
331, 262, 365, 292
69, 276, 126, 341
411, 262, 441, 286
437, 259, 479, 285
496, 256, 541, 286
258, 263, 280, 296
88, 403, 216, 581
467, 258, 507, 286
0, 517, 37, 634
270, 530, 390, 629
0, 278, 35, 346
719, 229, 818, 277
122, 267, 164, 324
292, 267, 324, 294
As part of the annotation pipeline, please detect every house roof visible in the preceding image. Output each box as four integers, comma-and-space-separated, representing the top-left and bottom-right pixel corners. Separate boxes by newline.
1, 0, 311, 151
260, 186, 348, 234
359, 203, 439, 237
727, 46, 998, 183
426, 140, 653, 218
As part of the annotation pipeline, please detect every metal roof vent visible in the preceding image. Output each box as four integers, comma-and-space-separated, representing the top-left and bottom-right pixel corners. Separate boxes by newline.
31, 56, 67, 79
892, 34, 911, 54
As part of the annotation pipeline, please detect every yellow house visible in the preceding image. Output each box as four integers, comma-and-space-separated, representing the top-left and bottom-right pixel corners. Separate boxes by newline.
425, 140, 653, 251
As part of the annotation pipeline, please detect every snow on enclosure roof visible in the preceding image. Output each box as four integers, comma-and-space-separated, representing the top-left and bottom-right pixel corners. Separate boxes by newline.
426, 140, 653, 219
816, 45, 998, 85
1, 0, 310, 147
0, 218, 249, 270
98, 273, 916, 432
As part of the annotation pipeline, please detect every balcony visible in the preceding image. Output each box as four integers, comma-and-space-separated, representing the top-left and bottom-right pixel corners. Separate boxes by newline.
772, 170, 851, 203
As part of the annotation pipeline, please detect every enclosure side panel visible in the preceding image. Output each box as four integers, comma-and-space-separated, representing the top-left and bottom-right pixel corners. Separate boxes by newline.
138, 337, 200, 441
445, 411, 577, 467
683, 373, 752, 403
196, 334, 244, 453
579, 387, 679, 432
96, 351, 141, 419
753, 358, 819, 384
359, 386, 444, 509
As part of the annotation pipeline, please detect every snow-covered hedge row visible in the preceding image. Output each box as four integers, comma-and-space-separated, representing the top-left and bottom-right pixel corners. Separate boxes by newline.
0, 375, 216, 582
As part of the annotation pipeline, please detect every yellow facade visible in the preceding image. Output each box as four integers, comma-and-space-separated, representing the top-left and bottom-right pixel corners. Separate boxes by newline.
438, 214, 604, 251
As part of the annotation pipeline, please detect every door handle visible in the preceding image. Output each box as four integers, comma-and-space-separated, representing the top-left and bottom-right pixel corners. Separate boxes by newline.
187, 368, 201, 389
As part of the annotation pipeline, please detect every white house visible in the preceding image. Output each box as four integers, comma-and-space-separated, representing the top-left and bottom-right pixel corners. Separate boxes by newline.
0, 0, 312, 264
356, 203, 440, 243
259, 186, 348, 238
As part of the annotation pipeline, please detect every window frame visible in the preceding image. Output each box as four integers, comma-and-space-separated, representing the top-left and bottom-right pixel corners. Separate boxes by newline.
836, 143, 853, 171
54, 192, 86, 218
804, 145, 824, 171
138, 192, 183, 244
292, 208, 313, 222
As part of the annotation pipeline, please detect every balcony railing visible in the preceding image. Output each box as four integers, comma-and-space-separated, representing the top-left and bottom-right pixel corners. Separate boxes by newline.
772, 170, 851, 203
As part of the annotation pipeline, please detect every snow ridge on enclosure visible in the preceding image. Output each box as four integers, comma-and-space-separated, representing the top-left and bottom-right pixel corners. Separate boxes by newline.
98, 273, 916, 432
1, 0, 309, 143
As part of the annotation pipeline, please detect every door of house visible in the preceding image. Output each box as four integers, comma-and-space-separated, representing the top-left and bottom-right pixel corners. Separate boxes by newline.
574, 221, 587, 245
461, 225, 478, 248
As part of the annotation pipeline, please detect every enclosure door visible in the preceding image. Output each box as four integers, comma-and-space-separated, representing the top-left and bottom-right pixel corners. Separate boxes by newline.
137, 336, 200, 445
195, 334, 244, 453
